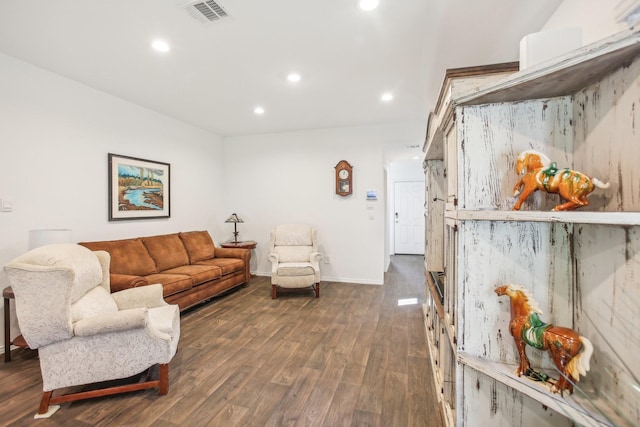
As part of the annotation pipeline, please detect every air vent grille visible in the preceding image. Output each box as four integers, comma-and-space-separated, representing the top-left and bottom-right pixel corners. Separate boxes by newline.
184, 0, 229, 23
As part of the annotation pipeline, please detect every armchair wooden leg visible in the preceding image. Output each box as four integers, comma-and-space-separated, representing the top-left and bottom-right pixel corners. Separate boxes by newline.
314, 283, 320, 298
272, 285, 277, 299
36, 364, 171, 416
159, 363, 169, 395
38, 391, 53, 414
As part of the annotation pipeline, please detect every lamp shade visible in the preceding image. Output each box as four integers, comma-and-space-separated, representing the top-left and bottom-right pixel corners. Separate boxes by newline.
225, 213, 244, 223
28, 229, 72, 249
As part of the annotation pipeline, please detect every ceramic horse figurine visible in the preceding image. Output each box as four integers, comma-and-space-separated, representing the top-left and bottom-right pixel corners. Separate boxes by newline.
495, 284, 593, 395
512, 150, 610, 211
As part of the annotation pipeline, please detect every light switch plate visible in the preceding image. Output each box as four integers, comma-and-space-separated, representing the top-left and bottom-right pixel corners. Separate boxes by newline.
1, 199, 13, 212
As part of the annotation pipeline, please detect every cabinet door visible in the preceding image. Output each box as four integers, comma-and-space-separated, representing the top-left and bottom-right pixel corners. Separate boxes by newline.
444, 221, 458, 333
426, 159, 445, 272
444, 118, 458, 208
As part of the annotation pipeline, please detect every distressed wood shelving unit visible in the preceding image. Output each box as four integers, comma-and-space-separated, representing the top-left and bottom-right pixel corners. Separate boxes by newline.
423, 27, 640, 427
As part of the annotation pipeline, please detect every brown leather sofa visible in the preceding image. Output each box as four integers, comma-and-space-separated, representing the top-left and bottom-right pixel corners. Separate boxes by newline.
79, 231, 250, 311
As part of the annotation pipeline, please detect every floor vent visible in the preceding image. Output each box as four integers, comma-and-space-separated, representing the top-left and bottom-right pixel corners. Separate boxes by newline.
183, 0, 230, 23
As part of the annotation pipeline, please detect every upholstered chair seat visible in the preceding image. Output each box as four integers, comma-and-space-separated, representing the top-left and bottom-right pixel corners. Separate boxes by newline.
268, 224, 322, 298
4, 243, 180, 417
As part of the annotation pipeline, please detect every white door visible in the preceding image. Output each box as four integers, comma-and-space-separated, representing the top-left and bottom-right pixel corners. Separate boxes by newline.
394, 181, 425, 254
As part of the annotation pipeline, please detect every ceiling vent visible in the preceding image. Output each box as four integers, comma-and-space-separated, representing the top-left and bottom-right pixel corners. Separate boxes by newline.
183, 0, 230, 23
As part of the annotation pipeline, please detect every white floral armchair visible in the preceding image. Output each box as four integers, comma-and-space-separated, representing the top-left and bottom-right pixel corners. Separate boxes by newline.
3, 244, 180, 417
268, 224, 322, 299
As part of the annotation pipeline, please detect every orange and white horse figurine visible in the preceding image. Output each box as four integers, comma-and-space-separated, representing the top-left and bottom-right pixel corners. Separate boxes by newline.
495, 284, 593, 395
512, 150, 609, 211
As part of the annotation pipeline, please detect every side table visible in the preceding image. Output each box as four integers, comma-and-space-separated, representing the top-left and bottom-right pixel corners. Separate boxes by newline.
220, 241, 257, 277
4, 286, 29, 362
220, 240, 257, 250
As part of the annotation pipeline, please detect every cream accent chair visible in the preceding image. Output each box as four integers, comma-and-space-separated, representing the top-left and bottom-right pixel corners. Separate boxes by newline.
3, 244, 180, 417
268, 224, 322, 299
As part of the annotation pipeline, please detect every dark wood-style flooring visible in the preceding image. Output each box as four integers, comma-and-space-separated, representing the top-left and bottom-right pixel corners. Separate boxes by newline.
0, 255, 443, 426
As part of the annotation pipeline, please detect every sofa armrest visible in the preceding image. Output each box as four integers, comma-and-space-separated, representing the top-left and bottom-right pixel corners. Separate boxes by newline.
216, 247, 251, 281
214, 247, 249, 261
110, 273, 150, 292
73, 307, 147, 337
111, 283, 167, 310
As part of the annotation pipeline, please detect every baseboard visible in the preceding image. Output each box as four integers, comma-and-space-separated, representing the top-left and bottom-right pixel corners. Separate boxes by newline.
252, 272, 383, 286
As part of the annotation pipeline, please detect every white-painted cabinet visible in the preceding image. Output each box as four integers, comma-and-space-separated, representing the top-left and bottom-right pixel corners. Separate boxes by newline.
423, 28, 640, 427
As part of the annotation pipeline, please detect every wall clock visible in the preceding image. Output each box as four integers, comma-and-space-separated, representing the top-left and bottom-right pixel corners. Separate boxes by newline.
335, 160, 353, 196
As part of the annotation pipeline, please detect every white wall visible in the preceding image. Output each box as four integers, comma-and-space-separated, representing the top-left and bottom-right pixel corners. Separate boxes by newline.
0, 53, 227, 346
223, 122, 424, 285
542, 0, 628, 44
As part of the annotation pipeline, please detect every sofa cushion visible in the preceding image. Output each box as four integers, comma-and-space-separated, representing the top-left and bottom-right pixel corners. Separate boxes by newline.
142, 233, 190, 272
179, 231, 215, 263
273, 246, 313, 263
143, 273, 193, 297
274, 224, 313, 246
162, 265, 222, 286
79, 238, 157, 276
196, 258, 245, 276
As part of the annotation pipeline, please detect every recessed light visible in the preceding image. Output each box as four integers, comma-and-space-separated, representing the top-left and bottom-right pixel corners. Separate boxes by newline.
359, 0, 379, 11
287, 73, 301, 83
151, 39, 170, 53
254, 106, 265, 115
381, 92, 393, 102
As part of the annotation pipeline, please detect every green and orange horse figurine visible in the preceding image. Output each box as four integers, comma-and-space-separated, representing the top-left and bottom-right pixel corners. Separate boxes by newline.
512, 150, 609, 211
495, 284, 593, 395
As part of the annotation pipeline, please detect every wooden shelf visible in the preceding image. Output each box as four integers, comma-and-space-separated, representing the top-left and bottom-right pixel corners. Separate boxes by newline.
456, 27, 640, 106
446, 210, 640, 226
458, 353, 624, 427
423, 26, 640, 426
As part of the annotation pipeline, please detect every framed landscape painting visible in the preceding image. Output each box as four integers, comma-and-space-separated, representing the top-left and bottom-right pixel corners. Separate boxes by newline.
108, 153, 171, 221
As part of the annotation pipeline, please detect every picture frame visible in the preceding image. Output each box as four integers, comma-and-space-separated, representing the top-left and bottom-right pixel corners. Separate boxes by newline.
108, 153, 170, 221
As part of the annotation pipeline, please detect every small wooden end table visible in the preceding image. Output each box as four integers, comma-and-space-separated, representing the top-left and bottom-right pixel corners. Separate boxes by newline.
220, 240, 257, 250
4, 286, 29, 362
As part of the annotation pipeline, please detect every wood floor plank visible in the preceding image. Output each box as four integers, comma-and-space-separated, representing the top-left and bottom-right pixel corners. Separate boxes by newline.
206, 403, 248, 426
351, 408, 383, 426
0, 255, 443, 427
354, 343, 388, 414
235, 381, 290, 427
322, 381, 360, 427
408, 354, 443, 427
264, 366, 321, 426
381, 370, 409, 427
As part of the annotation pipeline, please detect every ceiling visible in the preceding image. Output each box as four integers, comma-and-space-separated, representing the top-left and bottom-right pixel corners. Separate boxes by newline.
0, 0, 562, 143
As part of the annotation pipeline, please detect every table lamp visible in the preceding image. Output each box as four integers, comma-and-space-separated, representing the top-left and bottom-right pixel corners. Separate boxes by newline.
224, 213, 244, 243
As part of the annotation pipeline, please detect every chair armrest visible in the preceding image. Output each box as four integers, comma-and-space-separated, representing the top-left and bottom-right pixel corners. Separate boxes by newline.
268, 253, 279, 273
310, 252, 322, 269
92, 250, 111, 291
74, 307, 147, 337
111, 284, 167, 310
